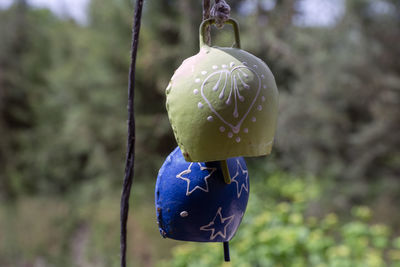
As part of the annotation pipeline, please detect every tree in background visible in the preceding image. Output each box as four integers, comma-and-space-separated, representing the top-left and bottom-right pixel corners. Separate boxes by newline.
0, 0, 400, 266
275, 0, 400, 213
0, 0, 399, 214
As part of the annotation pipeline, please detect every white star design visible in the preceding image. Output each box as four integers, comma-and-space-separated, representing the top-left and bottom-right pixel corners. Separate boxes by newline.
200, 207, 235, 240
176, 163, 216, 196
231, 159, 249, 198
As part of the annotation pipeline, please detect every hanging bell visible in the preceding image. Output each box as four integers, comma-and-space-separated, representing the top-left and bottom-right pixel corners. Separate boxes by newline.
166, 18, 279, 162
155, 147, 249, 242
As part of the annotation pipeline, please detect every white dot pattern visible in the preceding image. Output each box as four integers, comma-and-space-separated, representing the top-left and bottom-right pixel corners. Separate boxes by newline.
193, 62, 270, 141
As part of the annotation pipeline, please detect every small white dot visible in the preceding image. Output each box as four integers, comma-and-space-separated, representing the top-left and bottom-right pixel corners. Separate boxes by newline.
180, 211, 188, 217
261, 96, 266, 102
263, 85, 267, 89
230, 62, 235, 68
261, 74, 265, 79
244, 128, 248, 133
207, 116, 214, 122
198, 102, 203, 109
253, 65, 258, 69
228, 132, 233, 138
201, 71, 207, 75
242, 62, 247, 65
193, 89, 199, 95
222, 64, 227, 68
252, 117, 256, 122
257, 105, 262, 111
219, 126, 225, 132
236, 137, 241, 143
195, 78, 201, 83
212, 65, 218, 69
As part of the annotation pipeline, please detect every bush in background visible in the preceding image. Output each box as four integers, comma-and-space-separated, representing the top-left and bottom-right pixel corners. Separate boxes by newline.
163, 171, 400, 267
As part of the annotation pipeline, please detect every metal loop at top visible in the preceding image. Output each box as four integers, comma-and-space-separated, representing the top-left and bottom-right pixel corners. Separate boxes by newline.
199, 18, 241, 49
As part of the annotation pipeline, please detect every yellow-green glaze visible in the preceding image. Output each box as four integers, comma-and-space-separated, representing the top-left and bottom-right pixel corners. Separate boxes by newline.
166, 19, 278, 162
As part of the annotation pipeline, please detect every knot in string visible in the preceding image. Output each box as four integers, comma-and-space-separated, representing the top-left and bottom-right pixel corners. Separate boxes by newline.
211, 0, 231, 28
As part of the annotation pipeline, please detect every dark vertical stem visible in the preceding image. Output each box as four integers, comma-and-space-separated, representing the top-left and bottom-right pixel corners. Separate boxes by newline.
220, 160, 231, 184
120, 1, 144, 267
223, 242, 230, 262
202, 0, 211, 45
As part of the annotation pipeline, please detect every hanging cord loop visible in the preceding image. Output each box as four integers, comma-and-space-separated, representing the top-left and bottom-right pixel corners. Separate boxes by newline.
211, 0, 231, 28
202, 0, 212, 45
203, 0, 232, 44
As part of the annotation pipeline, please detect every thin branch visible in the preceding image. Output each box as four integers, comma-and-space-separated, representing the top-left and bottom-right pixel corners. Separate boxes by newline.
120, 1, 144, 267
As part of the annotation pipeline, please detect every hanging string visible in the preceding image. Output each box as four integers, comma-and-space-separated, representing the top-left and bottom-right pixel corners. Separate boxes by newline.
203, 0, 232, 45
202, 0, 212, 45
202, 2, 232, 262
120, 0, 144, 267
211, 0, 231, 28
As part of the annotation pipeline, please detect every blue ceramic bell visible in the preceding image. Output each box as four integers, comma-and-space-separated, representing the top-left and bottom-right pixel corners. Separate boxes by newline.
155, 147, 249, 242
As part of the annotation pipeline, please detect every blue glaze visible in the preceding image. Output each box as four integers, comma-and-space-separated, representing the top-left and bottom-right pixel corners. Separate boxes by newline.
155, 147, 249, 242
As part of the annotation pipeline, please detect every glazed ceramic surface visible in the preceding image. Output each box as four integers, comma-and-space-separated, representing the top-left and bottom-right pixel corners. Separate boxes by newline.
155, 147, 249, 242
166, 19, 279, 162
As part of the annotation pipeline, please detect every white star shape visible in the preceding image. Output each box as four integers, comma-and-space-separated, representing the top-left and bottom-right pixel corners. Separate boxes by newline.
176, 163, 216, 196
200, 207, 235, 240
231, 159, 249, 198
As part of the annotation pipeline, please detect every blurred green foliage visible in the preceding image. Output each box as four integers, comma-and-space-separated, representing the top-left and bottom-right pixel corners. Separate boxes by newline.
0, 178, 179, 266
1, 0, 399, 206
163, 170, 400, 267
0, 0, 399, 266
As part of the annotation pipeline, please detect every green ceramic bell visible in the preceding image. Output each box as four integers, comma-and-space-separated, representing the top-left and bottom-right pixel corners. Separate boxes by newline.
166, 19, 278, 162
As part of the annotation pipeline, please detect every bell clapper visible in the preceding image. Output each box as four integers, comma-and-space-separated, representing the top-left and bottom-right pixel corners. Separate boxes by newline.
220, 160, 231, 184
223, 241, 230, 262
